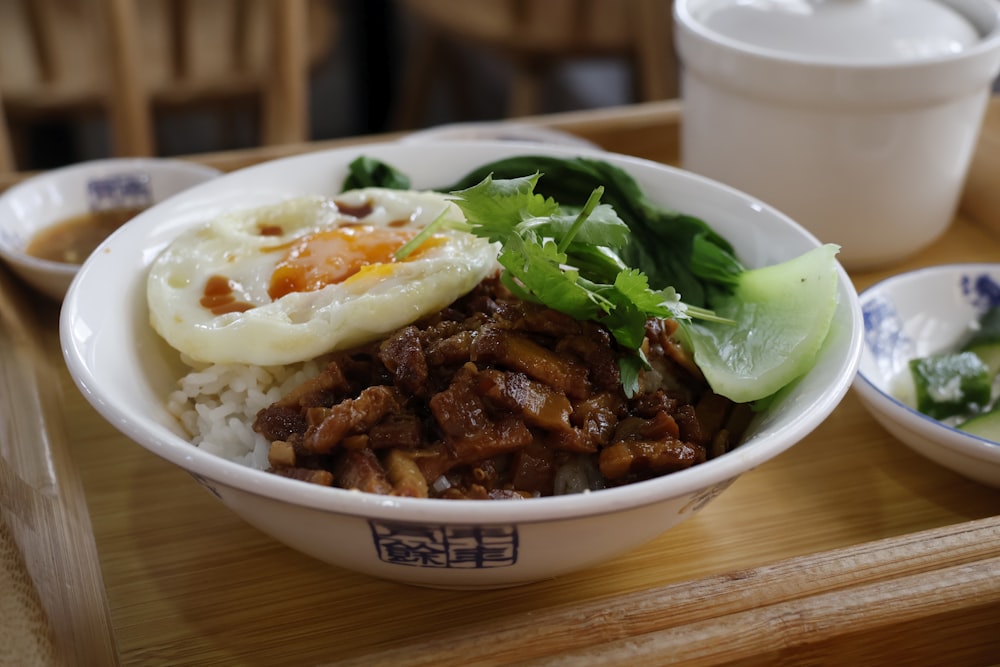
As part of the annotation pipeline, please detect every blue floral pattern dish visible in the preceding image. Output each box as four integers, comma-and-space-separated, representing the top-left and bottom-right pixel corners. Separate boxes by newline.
853, 264, 1000, 488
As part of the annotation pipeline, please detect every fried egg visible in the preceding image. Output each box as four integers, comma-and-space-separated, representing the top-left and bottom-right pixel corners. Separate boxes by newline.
147, 188, 499, 365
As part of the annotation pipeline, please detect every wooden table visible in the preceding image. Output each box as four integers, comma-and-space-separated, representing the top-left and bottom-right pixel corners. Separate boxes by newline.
2, 99, 999, 666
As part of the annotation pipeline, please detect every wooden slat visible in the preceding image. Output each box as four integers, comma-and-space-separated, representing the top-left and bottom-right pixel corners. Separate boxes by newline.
395, 0, 679, 124
0, 268, 120, 666
22, 0, 106, 95
262, 0, 309, 145
332, 517, 1000, 666
98, 0, 155, 157
632, 0, 678, 100
0, 0, 335, 170
0, 89, 13, 172
538, 558, 1000, 666
0, 98, 684, 190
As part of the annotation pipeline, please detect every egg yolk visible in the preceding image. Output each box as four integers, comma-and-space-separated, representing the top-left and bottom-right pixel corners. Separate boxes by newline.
267, 225, 440, 300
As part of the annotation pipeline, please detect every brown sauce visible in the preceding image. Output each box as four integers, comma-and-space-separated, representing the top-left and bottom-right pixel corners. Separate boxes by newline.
200, 274, 254, 315
334, 200, 374, 219
25, 207, 145, 264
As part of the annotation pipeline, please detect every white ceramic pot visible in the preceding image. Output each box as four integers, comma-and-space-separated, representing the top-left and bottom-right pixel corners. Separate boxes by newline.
674, 0, 1000, 270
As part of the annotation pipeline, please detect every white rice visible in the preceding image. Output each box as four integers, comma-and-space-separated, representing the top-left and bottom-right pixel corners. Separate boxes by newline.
167, 353, 324, 469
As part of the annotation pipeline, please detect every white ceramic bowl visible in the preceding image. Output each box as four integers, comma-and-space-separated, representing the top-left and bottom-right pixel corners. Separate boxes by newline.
400, 121, 602, 151
853, 263, 1000, 489
60, 141, 863, 588
0, 158, 221, 300
674, 0, 1000, 271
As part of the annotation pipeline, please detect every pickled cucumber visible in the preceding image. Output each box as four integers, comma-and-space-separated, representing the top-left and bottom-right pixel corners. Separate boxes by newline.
961, 307, 1000, 376
909, 352, 991, 420
958, 406, 1000, 442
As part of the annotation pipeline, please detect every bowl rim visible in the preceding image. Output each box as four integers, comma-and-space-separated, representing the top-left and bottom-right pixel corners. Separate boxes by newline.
853, 262, 1000, 462
399, 121, 603, 151
854, 371, 1000, 463
856, 261, 1000, 299
60, 138, 864, 524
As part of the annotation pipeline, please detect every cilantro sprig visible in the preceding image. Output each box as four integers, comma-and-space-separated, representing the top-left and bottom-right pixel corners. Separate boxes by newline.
351, 155, 841, 405
397, 172, 727, 396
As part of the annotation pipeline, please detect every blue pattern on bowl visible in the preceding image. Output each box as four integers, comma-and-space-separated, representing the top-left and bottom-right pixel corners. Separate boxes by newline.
863, 270, 1000, 379
87, 172, 153, 211
370, 521, 519, 569
862, 294, 911, 377
962, 272, 1000, 310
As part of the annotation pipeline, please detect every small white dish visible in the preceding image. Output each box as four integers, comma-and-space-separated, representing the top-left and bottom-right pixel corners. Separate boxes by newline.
0, 158, 221, 300
853, 263, 1000, 488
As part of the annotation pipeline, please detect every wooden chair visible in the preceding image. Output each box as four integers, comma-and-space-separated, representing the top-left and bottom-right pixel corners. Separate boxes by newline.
0, 89, 12, 172
0, 0, 338, 172
393, 0, 677, 129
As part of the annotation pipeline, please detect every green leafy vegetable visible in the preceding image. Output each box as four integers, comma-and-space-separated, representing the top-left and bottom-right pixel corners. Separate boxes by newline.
395, 172, 718, 396
343, 156, 411, 191
342, 155, 742, 307
345, 154, 841, 404
440, 156, 744, 308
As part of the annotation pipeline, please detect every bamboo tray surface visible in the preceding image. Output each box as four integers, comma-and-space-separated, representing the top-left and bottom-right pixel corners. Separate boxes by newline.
2, 99, 1000, 666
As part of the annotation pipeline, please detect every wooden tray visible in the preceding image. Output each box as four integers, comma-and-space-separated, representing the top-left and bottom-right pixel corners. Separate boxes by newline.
2, 99, 1000, 666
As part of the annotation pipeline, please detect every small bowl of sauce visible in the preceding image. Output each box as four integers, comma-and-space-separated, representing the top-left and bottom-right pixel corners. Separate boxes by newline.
26, 206, 148, 265
0, 158, 220, 300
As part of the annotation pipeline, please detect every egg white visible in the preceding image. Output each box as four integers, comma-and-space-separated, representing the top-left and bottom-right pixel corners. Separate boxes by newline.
147, 188, 499, 365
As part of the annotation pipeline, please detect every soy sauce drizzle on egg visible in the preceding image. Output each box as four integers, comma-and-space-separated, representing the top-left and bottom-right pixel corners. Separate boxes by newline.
198, 201, 445, 315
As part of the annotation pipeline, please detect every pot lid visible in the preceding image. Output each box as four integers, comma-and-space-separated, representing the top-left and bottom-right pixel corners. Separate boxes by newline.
688, 0, 980, 63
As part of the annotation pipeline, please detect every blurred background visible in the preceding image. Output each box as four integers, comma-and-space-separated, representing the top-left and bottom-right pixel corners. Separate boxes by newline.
0, 0, 678, 172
